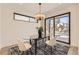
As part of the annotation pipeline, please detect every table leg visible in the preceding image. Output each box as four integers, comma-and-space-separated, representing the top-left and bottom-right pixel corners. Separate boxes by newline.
30, 39, 31, 44
35, 40, 37, 55
44, 44, 47, 54
51, 46, 52, 55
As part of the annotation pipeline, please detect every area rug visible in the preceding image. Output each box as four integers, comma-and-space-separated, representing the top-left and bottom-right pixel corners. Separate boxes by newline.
9, 43, 69, 55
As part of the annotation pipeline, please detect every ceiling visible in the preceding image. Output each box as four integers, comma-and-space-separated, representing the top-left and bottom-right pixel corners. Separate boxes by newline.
17, 3, 62, 17
17, 3, 62, 13
2, 3, 62, 17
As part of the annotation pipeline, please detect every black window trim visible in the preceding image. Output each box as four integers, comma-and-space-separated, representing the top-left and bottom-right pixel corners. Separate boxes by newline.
13, 12, 38, 23
45, 12, 71, 44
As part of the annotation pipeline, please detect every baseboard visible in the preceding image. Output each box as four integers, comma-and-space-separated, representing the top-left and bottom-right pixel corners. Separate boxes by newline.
1, 43, 17, 50
68, 46, 78, 55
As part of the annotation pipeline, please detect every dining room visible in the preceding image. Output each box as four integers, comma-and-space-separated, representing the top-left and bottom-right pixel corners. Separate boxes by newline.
0, 3, 79, 55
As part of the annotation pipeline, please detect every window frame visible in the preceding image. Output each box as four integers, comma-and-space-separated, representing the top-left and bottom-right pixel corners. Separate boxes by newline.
45, 12, 71, 44
13, 12, 38, 23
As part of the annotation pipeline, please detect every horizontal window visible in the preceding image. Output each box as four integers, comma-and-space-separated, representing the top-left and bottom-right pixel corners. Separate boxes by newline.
14, 13, 37, 23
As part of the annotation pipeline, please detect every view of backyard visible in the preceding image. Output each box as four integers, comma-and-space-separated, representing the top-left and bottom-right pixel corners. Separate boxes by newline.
46, 14, 69, 43
55, 16, 69, 43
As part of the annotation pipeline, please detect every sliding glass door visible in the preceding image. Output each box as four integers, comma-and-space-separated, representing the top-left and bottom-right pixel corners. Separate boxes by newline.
55, 14, 70, 44
45, 12, 70, 44
46, 18, 54, 39
49, 18, 54, 39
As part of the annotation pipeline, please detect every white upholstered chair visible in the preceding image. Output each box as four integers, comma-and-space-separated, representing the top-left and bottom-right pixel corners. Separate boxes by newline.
46, 38, 57, 47
45, 37, 57, 54
17, 37, 32, 55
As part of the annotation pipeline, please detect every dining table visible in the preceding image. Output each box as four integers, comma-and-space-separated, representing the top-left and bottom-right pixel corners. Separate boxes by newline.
30, 35, 49, 55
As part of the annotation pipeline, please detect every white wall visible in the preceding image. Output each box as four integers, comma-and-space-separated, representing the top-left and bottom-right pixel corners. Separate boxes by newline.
46, 4, 79, 47
0, 4, 2, 49
77, 4, 79, 55
0, 4, 79, 52
1, 4, 38, 48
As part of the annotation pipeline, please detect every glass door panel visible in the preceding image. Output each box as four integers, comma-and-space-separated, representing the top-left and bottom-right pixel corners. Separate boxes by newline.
49, 18, 54, 39
46, 19, 50, 36
55, 14, 69, 43
45, 12, 70, 44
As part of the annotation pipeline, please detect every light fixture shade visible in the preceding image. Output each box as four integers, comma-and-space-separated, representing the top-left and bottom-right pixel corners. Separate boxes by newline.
35, 13, 45, 20
34, 3, 46, 20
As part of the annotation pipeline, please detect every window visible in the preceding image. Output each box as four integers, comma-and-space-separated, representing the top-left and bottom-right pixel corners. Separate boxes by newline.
29, 18, 37, 23
45, 12, 70, 44
49, 18, 54, 39
46, 19, 50, 36
14, 13, 30, 22
14, 13, 37, 23
55, 14, 70, 43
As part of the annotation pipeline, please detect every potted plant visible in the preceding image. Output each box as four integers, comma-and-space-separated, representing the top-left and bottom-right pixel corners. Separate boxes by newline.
36, 26, 43, 38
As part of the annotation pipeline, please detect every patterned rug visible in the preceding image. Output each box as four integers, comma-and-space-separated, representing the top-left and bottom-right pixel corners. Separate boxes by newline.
9, 42, 69, 55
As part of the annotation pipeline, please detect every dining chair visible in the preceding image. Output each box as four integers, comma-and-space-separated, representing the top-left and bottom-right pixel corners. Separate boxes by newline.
45, 37, 57, 54
17, 37, 32, 55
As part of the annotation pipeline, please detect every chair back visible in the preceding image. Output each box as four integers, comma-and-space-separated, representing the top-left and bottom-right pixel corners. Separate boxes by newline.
17, 37, 27, 51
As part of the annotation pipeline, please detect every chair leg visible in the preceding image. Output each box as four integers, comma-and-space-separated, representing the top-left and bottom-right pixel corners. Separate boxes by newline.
44, 44, 47, 54
21, 51, 25, 55
17, 50, 21, 55
30, 48, 32, 55
51, 46, 52, 55
10, 51, 13, 55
